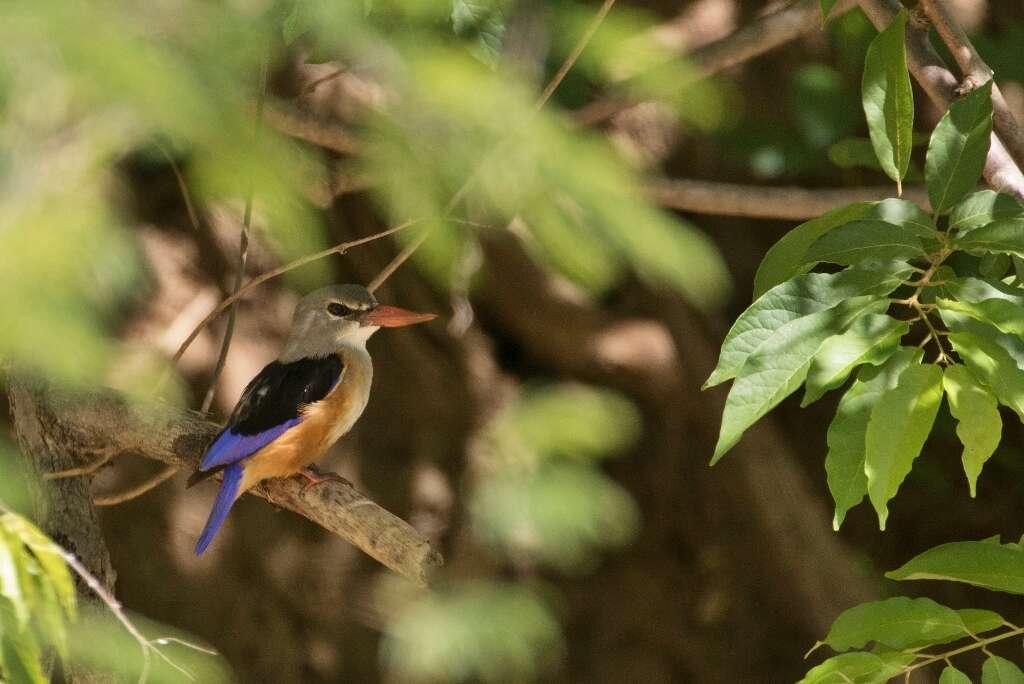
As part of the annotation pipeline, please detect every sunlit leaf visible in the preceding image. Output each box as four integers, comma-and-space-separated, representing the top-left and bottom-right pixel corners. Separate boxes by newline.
945, 277, 1024, 307
943, 365, 1001, 497
948, 332, 1024, 419
752, 202, 876, 297
949, 190, 1024, 233
713, 296, 889, 463
709, 262, 909, 387
926, 80, 993, 213
983, 655, 1024, 684
1, 514, 75, 619
803, 313, 908, 406
864, 362, 943, 530
1, 631, 47, 684
798, 651, 913, 684
955, 219, 1024, 257
471, 462, 638, 570
824, 596, 967, 651
887, 538, 1024, 594
826, 347, 920, 530
383, 583, 563, 683
862, 10, 914, 193
804, 220, 925, 266
938, 297, 1024, 337
504, 385, 641, 463
940, 665, 972, 684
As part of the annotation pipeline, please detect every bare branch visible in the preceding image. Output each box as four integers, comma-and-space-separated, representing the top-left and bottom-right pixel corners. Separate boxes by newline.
574, 0, 860, 126
94, 465, 178, 507
168, 221, 417, 368
647, 178, 930, 219
918, 0, 1024, 170
263, 100, 363, 155
19, 381, 442, 586
858, 0, 1024, 199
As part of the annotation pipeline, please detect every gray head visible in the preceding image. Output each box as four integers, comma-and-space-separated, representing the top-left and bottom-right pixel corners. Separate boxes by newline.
279, 284, 435, 362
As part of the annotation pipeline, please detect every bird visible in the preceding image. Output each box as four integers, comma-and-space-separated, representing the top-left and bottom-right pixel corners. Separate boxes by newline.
188, 283, 435, 555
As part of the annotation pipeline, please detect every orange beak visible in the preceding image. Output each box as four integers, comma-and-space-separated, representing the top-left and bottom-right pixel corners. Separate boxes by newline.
362, 305, 437, 328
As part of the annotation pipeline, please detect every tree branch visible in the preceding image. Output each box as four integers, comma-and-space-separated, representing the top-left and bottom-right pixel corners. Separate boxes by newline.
918, 0, 1024, 171
574, 0, 859, 126
11, 379, 442, 586
858, 0, 1024, 200
262, 101, 363, 156
647, 178, 930, 219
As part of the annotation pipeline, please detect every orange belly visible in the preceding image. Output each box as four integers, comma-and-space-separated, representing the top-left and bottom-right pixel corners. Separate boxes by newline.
239, 350, 371, 492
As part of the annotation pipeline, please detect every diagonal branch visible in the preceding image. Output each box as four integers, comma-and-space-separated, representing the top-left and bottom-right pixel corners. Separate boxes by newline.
647, 178, 930, 219
13, 379, 442, 586
858, 0, 1024, 200
574, 0, 859, 126
918, 0, 1024, 170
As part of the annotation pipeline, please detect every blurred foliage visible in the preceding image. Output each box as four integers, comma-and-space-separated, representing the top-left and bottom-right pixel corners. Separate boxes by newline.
382, 582, 563, 683
473, 384, 640, 569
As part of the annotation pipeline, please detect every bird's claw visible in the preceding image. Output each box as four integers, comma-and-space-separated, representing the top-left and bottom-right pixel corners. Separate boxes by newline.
297, 466, 352, 494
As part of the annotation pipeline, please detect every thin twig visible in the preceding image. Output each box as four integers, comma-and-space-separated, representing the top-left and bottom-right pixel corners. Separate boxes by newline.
535, 0, 616, 113
57, 544, 199, 683
200, 57, 267, 414
43, 451, 114, 480
156, 143, 202, 233
94, 465, 179, 507
918, 0, 1024, 170
168, 220, 417, 368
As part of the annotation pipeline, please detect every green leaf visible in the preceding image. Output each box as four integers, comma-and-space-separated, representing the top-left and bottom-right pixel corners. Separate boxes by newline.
826, 347, 920, 530
804, 220, 926, 266
0, 530, 26, 629
865, 362, 943, 529
945, 277, 1024, 307
1, 515, 74, 619
867, 197, 937, 238
712, 297, 888, 463
943, 365, 1001, 497
926, 80, 994, 213
803, 313, 908, 406
980, 252, 1012, 279
887, 539, 1024, 594
798, 651, 913, 684
955, 219, 1024, 256
1, 632, 47, 684
948, 332, 1024, 419
940, 665, 972, 684
862, 10, 914, 194
824, 596, 969, 651
949, 190, 1024, 233
710, 262, 908, 387
983, 655, 1024, 684
958, 608, 1005, 637
939, 296, 1024, 336
753, 202, 876, 297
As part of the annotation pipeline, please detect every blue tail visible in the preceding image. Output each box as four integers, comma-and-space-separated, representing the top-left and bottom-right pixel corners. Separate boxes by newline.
195, 463, 244, 555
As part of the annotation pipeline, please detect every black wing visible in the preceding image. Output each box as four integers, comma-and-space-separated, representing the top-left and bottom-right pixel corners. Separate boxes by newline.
194, 355, 344, 474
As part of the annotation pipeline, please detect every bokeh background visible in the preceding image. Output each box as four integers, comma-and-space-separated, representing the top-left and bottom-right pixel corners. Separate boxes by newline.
3, 0, 1024, 681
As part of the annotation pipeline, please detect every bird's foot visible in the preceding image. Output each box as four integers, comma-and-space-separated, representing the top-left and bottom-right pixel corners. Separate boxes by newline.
297, 465, 352, 494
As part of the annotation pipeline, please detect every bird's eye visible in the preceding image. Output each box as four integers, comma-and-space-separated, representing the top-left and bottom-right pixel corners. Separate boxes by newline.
327, 302, 352, 317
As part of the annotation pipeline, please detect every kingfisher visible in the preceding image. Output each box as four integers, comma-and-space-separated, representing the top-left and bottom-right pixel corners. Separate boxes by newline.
188, 284, 435, 555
